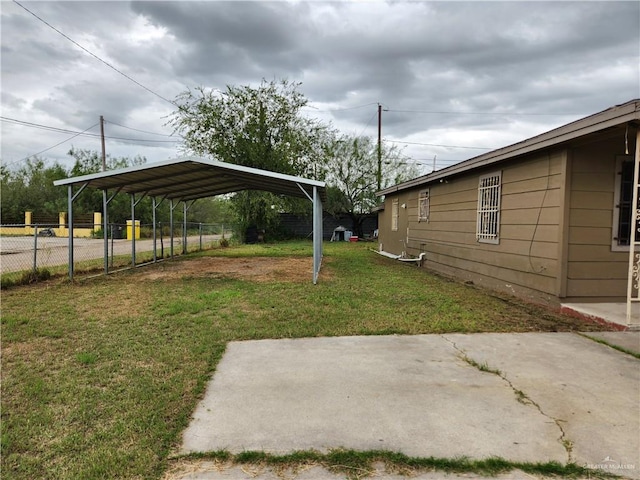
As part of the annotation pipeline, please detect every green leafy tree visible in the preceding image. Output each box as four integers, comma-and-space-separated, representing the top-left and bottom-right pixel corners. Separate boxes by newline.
68, 148, 145, 176
322, 135, 419, 237
0, 157, 68, 224
67, 148, 150, 224
169, 79, 334, 240
186, 197, 234, 225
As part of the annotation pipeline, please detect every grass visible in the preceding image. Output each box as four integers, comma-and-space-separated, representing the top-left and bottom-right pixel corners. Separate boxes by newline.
174, 449, 619, 479
0, 237, 221, 289
578, 333, 640, 359
0, 241, 612, 479
461, 355, 502, 376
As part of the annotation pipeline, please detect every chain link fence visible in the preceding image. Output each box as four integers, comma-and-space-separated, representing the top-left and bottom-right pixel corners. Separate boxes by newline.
0, 222, 229, 283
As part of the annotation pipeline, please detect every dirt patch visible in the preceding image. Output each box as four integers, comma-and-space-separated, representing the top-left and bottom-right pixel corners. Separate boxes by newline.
139, 256, 318, 283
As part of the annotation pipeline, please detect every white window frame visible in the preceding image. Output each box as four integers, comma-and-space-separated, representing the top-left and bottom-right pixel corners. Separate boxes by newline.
612, 155, 634, 252
418, 188, 430, 223
391, 198, 399, 231
476, 171, 502, 244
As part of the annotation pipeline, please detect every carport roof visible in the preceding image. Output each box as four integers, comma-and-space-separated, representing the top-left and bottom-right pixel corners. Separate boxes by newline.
54, 156, 326, 202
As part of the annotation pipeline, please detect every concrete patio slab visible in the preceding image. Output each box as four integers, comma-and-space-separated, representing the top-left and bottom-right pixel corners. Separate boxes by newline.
561, 302, 640, 330
579, 331, 640, 355
435, 333, 640, 478
178, 333, 639, 479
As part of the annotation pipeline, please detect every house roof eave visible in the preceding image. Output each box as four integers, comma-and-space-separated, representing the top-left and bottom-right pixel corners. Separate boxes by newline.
377, 99, 640, 197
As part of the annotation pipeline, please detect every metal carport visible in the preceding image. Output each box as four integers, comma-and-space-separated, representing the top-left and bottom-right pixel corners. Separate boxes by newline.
53, 156, 326, 283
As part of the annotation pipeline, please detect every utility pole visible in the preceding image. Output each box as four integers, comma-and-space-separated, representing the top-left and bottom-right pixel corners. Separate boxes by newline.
100, 115, 106, 171
377, 103, 382, 191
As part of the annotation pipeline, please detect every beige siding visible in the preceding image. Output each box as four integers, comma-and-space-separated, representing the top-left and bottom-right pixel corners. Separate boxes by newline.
378, 151, 565, 302
378, 125, 634, 303
377, 191, 413, 253
565, 136, 629, 300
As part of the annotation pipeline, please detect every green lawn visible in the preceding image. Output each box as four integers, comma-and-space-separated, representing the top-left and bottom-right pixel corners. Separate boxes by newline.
0, 241, 608, 479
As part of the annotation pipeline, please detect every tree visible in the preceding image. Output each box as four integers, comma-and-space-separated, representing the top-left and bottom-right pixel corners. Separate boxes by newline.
322, 135, 419, 237
68, 148, 145, 177
186, 197, 234, 225
67, 148, 149, 224
168, 79, 333, 239
0, 157, 68, 223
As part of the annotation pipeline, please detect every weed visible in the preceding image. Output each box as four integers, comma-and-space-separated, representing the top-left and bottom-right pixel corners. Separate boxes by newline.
20, 268, 51, 285
578, 333, 640, 359
513, 388, 531, 405
462, 355, 502, 376
175, 449, 618, 479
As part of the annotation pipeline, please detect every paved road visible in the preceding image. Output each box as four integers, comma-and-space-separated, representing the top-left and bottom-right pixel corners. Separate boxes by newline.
0, 234, 222, 274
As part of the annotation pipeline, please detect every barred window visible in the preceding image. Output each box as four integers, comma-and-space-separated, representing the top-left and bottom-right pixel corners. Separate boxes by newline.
418, 189, 430, 222
613, 156, 638, 249
476, 171, 502, 244
392, 198, 399, 231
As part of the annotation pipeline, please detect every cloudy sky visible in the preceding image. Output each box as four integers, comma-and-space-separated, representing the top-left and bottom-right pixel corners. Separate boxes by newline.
1, 1, 639, 175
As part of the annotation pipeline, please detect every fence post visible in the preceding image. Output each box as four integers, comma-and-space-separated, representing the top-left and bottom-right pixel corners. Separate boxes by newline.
199, 222, 203, 251
33, 225, 38, 272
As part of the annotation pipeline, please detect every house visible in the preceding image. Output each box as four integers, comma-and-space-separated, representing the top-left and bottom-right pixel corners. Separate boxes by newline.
376, 99, 639, 325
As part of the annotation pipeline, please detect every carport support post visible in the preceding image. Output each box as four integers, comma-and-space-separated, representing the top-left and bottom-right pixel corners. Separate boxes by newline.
66, 183, 92, 280
131, 193, 136, 267
129, 192, 147, 267
312, 186, 323, 284
68, 185, 74, 280
170, 199, 175, 258
183, 202, 187, 255
153, 195, 167, 262
152, 197, 157, 262
103, 190, 109, 274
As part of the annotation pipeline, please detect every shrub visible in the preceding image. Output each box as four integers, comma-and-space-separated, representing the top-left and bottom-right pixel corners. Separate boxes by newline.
19, 268, 51, 285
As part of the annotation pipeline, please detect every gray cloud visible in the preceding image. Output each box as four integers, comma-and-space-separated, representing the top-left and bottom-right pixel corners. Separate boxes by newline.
1, 1, 638, 171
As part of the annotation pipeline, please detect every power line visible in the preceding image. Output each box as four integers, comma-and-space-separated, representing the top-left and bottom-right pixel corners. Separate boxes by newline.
12, 0, 176, 107
411, 157, 468, 164
385, 139, 493, 150
106, 135, 178, 144
1, 116, 81, 135
303, 103, 583, 116
304, 102, 379, 113
386, 108, 584, 116
105, 120, 176, 137
1, 116, 180, 143
3, 122, 99, 167
357, 111, 378, 138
